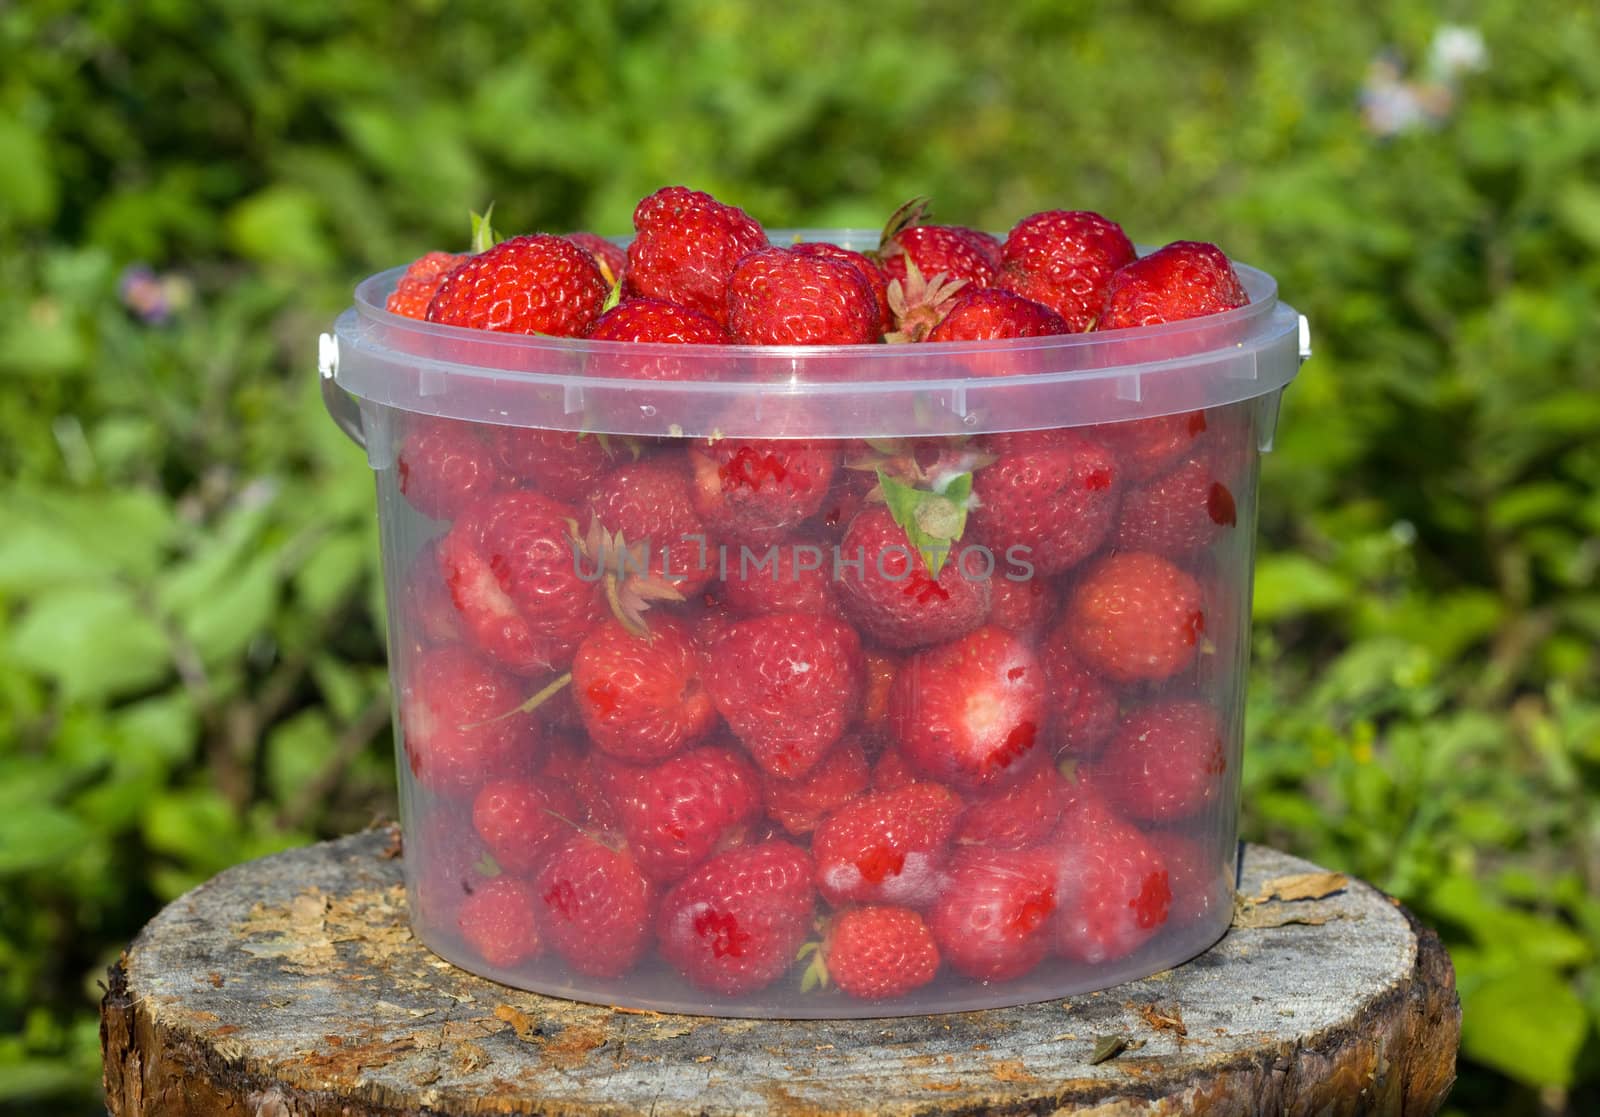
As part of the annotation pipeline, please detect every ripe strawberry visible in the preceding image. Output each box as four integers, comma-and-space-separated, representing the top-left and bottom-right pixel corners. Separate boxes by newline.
1094, 700, 1227, 822
396, 416, 499, 520
1050, 780, 1171, 964
427, 234, 608, 336
890, 625, 1045, 792
625, 186, 767, 327
457, 876, 544, 968
1099, 241, 1249, 331
657, 840, 816, 994
955, 759, 1066, 850
688, 437, 839, 545
880, 225, 999, 291
1145, 830, 1228, 926
928, 847, 1058, 981
1038, 625, 1119, 760
471, 777, 580, 874
1113, 450, 1237, 557
872, 746, 920, 791
792, 241, 892, 332
387, 250, 465, 319
836, 505, 991, 649
1092, 410, 1210, 484
988, 576, 1057, 642
539, 734, 618, 831
1064, 552, 1206, 683
813, 783, 964, 909
925, 288, 1069, 342
400, 645, 537, 796
535, 833, 656, 977
819, 906, 940, 1000
817, 466, 878, 538
719, 541, 844, 619
996, 210, 1136, 332
969, 428, 1122, 576
727, 246, 881, 345
585, 297, 726, 346
586, 456, 716, 595
572, 617, 716, 763
704, 612, 865, 780
859, 651, 899, 738
564, 231, 628, 287
436, 490, 603, 674
597, 746, 761, 883
488, 427, 615, 503
761, 737, 871, 836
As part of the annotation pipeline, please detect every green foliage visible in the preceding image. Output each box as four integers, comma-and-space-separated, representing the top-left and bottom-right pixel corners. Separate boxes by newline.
1, 2, 1597, 1113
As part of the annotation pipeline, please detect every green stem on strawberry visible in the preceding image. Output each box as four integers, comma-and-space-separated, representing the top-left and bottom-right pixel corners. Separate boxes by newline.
878, 196, 932, 255
470, 204, 500, 253
796, 939, 831, 993
459, 671, 573, 730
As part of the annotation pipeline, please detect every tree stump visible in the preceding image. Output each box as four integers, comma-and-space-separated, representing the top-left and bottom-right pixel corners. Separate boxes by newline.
101, 829, 1458, 1116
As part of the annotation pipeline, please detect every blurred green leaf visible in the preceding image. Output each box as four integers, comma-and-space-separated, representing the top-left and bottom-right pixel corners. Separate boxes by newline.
0, 807, 89, 875
1459, 969, 1588, 1088
1251, 554, 1350, 620
0, 114, 56, 226
6, 586, 170, 702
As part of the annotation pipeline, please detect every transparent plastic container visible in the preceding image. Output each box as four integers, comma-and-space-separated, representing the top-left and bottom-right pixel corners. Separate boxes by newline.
320, 232, 1306, 1018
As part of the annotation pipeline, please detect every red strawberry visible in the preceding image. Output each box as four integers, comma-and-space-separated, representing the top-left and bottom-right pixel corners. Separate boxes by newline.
535, 833, 656, 977
1092, 410, 1210, 484
859, 651, 899, 739
400, 645, 536, 796
1098, 241, 1249, 331
925, 288, 1069, 343
813, 782, 964, 909
928, 847, 1058, 981
1050, 781, 1171, 964
1064, 552, 1206, 683
761, 737, 871, 836
996, 210, 1136, 332
539, 734, 618, 831
657, 840, 816, 994
586, 456, 716, 595
792, 241, 891, 332
890, 625, 1045, 792
881, 225, 999, 291
396, 417, 499, 520
836, 506, 991, 649
427, 234, 608, 337
597, 746, 761, 883
817, 466, 878, 538
1145, 831, 1228, 926
688, 437, 838, 545
969, 428, 1122, 576
820, 906, 940, 1000
625, 186, 767, 327
488, 427, 615, 502
727, 246, 881, 345
719, 541, 843, 619
704, 612, 865, 780
387, 250, 465, 319
457, 876, 544, 968
988, 575, 1057, 642
572, 617, 716, 763
436, 491, 603, 674
564, 231, 628, 287
1094, 700, 1227, 822
955, 760, 1066, 850
471, 778, 580, 874
1114, 450, 1237, 557
585, 297, 726, 346
872, 746, 920, 791
1039, 626, 1119, 760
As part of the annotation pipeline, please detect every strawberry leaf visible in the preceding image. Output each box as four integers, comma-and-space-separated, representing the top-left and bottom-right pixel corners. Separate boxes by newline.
470, 204, 500, 253
879, 196, 932, 251
601, 274, 623, 313
877, 469, 973, 578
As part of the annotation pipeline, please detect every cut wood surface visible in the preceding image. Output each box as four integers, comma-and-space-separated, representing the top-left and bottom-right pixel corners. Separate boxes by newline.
102, 829, 1459, 1116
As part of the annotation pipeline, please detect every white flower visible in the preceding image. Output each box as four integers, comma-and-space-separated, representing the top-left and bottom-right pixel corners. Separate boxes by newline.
1429, 25, 1488, 79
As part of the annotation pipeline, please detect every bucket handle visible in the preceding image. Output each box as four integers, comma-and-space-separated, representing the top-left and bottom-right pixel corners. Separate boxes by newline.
319, 333, 366, 449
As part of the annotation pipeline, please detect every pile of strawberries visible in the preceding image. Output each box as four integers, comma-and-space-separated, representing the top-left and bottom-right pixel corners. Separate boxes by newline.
385, 187, 1254, 1003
